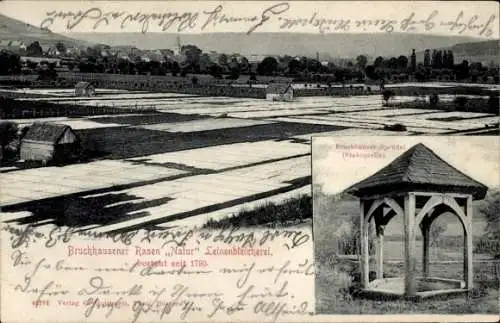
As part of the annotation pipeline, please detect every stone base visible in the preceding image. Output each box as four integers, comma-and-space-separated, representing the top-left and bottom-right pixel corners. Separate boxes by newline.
359, 277, 469, 301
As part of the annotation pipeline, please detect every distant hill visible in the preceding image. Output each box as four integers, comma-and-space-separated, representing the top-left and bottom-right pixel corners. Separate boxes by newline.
416, 39, 500, 65
1, 11, 496, 62
450, 39, 499, 64
69, 32, 484, 59
0, 14, 91, 48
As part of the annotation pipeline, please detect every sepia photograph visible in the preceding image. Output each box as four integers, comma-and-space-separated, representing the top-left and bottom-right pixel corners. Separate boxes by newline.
313, 136, 500, 315
0, 1, 498, 322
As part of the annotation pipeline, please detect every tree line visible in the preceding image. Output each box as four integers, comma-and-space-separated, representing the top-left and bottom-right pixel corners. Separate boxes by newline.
1, 41, 499, 84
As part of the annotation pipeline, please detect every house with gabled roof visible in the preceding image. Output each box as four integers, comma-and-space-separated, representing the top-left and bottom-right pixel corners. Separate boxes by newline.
115, 51, 131, 61
363, 78, 384, 93
74, 81, 96, 97
20, 123, 81, 164
266, 83, 294, 101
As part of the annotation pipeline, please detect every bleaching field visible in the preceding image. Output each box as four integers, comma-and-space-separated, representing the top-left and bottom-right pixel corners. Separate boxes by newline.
1, 88, 498, 232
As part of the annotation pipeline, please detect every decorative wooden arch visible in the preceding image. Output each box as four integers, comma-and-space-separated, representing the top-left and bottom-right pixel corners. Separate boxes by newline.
364, 197, 404, 226
358, 192, 475, 296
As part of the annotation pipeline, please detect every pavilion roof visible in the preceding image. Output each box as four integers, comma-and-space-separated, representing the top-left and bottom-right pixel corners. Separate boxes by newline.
347, 143, 488, 199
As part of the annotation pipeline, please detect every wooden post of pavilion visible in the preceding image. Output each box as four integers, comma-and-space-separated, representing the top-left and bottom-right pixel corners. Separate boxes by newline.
421, 220, 431, 278
404, 193, 417, 296
374, 209, 385, 280
359, 199, 369, 288
464, 195, 473, 289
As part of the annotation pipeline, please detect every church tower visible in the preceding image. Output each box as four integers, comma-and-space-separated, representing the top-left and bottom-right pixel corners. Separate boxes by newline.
174, 35, 182, 56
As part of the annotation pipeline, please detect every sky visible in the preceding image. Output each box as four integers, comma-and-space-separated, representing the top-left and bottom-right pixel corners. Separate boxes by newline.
312, 136, 500, 197
0, 1, 498, 38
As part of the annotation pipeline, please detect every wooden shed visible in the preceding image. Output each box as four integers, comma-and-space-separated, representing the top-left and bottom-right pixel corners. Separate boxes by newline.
363, 78, 384, 92
20, 123, 81, 165
74, 81, 96, 97
266, 83, 294, 101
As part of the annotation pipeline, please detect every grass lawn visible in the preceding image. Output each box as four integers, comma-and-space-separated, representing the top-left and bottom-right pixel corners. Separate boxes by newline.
385, 98, 499, 115
315, 258, 500, 314
76, 121, 342, 160
86, 112, 209, 125
313, 191, 500, 314
203, 194, 312, 229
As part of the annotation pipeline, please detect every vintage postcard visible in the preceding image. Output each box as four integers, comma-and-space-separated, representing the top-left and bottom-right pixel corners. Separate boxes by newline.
0, 1, 499, 322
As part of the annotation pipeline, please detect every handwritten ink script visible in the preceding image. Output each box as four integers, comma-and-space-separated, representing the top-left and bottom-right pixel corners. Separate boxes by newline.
3, 223, 310, 250
39, 3, 497, 37
1, 223, 315, 322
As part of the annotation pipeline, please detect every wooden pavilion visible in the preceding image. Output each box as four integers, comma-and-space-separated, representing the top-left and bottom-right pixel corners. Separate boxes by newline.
347, 143, 488, 299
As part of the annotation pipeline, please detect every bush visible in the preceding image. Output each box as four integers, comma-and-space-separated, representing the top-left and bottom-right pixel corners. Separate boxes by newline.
429, 93, 439, 106
384, 123, 407, 131
454, 96, 469, 108
488, 95, 499, 114
202, 194, 311, 229
478, 190, 500, 259
382, 89, 395, 105
474, 236, 500, 259
0, 121, 17, 142
0, 121, 19, 161
429, 221, 447, 247
336, 216, 376, 255
337, 217, 359, 255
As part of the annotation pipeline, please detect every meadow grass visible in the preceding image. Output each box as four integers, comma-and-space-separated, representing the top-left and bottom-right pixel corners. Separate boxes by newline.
202, 194, 312, 229
315, 258, 500, 314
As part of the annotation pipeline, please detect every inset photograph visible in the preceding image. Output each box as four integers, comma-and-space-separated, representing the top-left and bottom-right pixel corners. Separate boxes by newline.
313, 135, 499, 314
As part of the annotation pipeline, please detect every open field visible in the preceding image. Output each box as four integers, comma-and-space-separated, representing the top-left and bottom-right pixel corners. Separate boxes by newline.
1, 88, 499, 233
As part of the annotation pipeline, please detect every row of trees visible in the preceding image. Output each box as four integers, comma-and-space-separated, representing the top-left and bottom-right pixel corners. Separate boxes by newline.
0, 49, 60, 81
73, 50, 364, 81
26, 41, 43, 57
0, 121, 28, 162
424, 49, 455, 69
74, 50, 497, 83
74, 44, 251, 78
7, 40, 378, 80
0, 51, 21, 75
7, 40, 67, 57
4, 40, 499, 83
365, 51, 498, 83
15, 40, 477, 76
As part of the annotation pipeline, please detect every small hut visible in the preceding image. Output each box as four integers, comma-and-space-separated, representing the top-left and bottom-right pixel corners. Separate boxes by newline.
74, 81, 96, 97
363, 78, 384, 93
20, 123, 81, 165
266, 83, 294, 101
